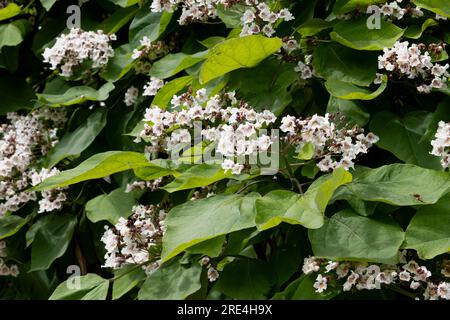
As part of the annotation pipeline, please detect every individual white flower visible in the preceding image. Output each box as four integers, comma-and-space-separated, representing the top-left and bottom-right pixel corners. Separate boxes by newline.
313, 274, 328, 293
325, 261, 339, 273
343, 271, 359, 291
221, 159, 235, 172
374, 73, 384, 84
398, 270, 411, 282
302, 256, 320, 274
143, 77, 165, 96
195, 88, 208, 103
437, 282, 450, 300
413, 266, 432, 282
140, 36, 152, 47
441, 260, 450, 277
262, 24, 275, 37
241, 9, 256, 24
278, 8, 294, 21
280, 115, 297, 133
207, 266, 220, 282
410, 281, 421, 290
124, 86, 139, 107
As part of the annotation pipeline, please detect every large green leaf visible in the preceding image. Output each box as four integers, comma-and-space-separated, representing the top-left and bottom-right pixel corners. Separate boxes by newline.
404, 19, 438, 39
333, 0, 386, 14
185, 235, 226, 257
297, 19, 336, 37
313, 43, 377, 86
272, 274, 339, 300
49, 274, 109, 300
215, 4, 245, 28
422, 97, 450, 143
138, 262, 202, 300
161, 193, 260, 262
133, 159, 180, 181
30, 214, 78, 272
309, 209, 405, 264
215, 258, 274, 300
327, 96, 370, 126
0, 3, 21, 21
199, 35, 282, 84
112, 266, 146, 300
32, 151, 153, 191
0, 215, 28, 240
36, 82, 115, 107
46, 109, 108, 168
0, 76, 36, 114
101, 44, 135, 82
97, 6, 139, 34
129, 9, 172, 46
149, 52, 208, 79
162, 164, 231, 193
370, 111, 442, 169
227, 58, 298, 115
325, 75, 387, 100
330, 17, 404, 51
403, 194, 450, 259
86, 187, 143, 224
0, 20, 32, 50
152, 76, 194, 109
412, 0, 450, 18
255, 168, 352, 230
339, 164, 450, 206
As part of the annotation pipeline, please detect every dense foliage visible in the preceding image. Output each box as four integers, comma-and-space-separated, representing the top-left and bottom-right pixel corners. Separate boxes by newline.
0, 0, 449, 300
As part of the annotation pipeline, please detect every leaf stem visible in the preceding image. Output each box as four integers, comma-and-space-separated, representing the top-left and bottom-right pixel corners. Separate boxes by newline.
283, 155, 303, 194
108, 262, 148, 283
388, 285, 417, 299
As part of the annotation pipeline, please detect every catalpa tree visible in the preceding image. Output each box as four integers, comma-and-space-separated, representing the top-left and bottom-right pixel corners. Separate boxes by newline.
0, 0, 449, 301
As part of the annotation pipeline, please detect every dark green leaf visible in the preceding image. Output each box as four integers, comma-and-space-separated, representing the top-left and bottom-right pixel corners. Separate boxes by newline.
309, 209, 405, 264
46, 109, 108, 168
49, 274, 109, 300
161, 193, 260, 262
30, 214, 78, 272
138, 262, 202, 300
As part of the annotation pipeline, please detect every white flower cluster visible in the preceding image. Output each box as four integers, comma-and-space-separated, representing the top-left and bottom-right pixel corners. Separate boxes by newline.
138, 89, 276, 175
124, 86, 139, 107
294, 55, 314, 80
369, 0, 423, 20
125, 178, 163, 193
132, 37, 169, 61
101, 204, 166, 275
280, 114, 379, 171
200, 256, 220, 282
42, 28, 115, 77
29, 168, 68, 213
132, 37, 170, 74
0, 241, 19, 277
239, 2, 294, 37
378, 41, 449, 93
143, 77, 165, 97
150, 0, 294, 37
302, 253, 450, 300
0, 109, 67, 216
430, 121, 450, 168
282, 37, 300, 55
